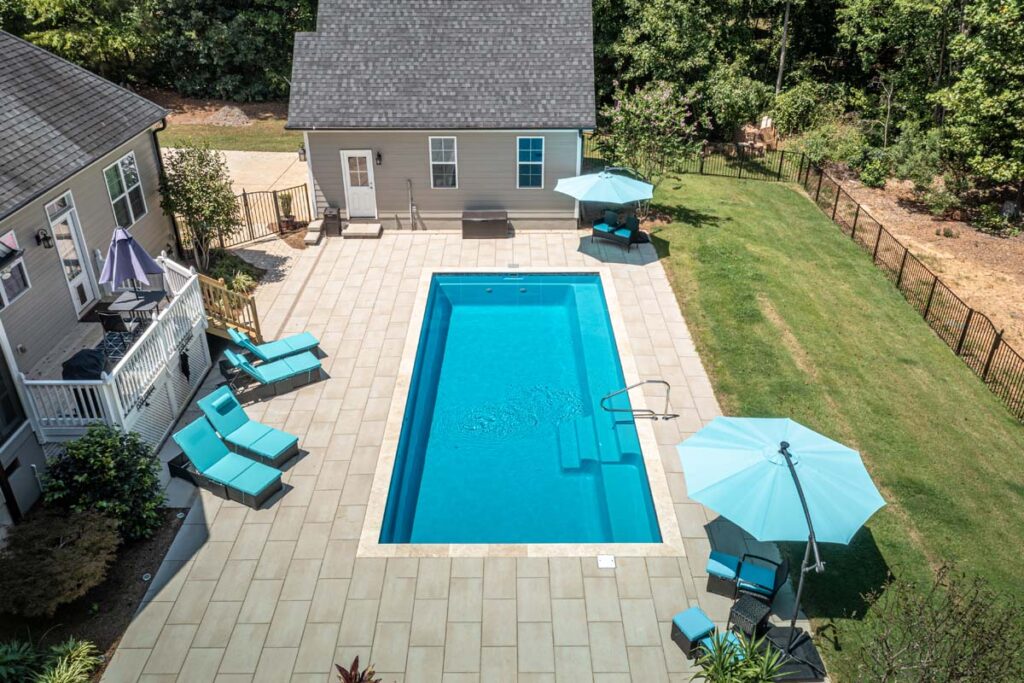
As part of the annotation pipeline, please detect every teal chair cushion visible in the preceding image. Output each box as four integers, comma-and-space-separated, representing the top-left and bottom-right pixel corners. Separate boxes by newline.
699, 631, 743, 658
198, 386, 249, 436
738, 562, 775, 594
672, 607, 715, 641
226, 421, 273, 449
172, 418, 231, 473
230, 462, 281, 496
594, 223, 615, 234
248, 428, 299, 459
204, 452, 256, 485
707, 551, 740, 580
613, 227, 634, 238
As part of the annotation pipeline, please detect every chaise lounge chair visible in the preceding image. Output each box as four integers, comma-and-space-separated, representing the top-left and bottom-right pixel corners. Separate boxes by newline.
223, 348, 322, 394
198, 386, 299, 468
592, 212, 643, 251
172, 417, 282, 508
227, 327, 320, 363
705, 550, 790, 605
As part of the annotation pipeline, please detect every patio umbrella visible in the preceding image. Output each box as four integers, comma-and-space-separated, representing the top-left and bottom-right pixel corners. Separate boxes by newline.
98, 228, 164, 290
553, 170, 654, 204
676, 417, 885, 660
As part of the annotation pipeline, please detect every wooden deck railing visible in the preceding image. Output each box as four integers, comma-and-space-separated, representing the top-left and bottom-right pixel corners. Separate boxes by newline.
197, 273, 263, 343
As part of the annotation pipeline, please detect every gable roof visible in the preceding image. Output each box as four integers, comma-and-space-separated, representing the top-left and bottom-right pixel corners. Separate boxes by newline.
287, 0, 596, 131
0, 32, 167, 221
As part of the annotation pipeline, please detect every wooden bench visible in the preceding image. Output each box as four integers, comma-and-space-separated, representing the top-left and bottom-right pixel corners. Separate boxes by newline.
462, 209, 510, 239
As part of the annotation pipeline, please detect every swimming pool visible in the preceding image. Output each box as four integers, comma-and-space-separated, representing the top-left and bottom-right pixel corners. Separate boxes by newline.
379, 273, 662, 544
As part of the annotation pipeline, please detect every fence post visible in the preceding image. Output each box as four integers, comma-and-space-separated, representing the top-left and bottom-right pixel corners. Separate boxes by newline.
814, 170, 824, 202
241, 190, 255, 242
776, 150, 785, 181
831, 188, 841, 221
923, 277, 938, 321
982, 330, 1004, 381
272, 190, 283, 233
895, 249, 910, 288
955, 309, 974, 356
871, 225, 883, 262
737, 146, 744, 180
699, 154, 705, 175
851, 205, 860, 240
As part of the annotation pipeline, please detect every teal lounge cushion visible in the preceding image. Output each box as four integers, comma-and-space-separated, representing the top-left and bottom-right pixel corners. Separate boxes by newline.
199, 386, 249, 435
250, 339, 293, 361
226, 421, 273, 449
672, 607, 715, 641
173, 417, 232, 473
699, 631, 743, 658
738, 562, 775, 594
707, 551, 740, 580
283, 332, 319, 352
204, 452, 256, 485
282, 352, 320, 374
248, 428, 298, 459
229, 462, 281, 497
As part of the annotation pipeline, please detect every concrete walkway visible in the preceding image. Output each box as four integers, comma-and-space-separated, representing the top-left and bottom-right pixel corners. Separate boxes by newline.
103, 232, 805, 682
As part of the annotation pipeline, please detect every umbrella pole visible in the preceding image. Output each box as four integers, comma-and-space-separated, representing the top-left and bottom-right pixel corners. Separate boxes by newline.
787, 539, 812, 652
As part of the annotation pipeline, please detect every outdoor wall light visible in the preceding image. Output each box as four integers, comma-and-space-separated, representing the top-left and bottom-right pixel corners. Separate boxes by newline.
376, 152, 383, 166
297, 146, 307, 162
35, 228, 53, 249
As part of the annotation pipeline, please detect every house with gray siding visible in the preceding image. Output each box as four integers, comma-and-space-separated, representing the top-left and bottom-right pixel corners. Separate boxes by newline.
287, 0, 596, 232
0, 32, 178, 524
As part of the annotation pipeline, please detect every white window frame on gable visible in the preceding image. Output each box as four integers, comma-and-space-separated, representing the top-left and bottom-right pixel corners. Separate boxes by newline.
429, 136, 458, 189
0, 231, 31, 310
103, 151, 148, 228
516, 136, 545, 189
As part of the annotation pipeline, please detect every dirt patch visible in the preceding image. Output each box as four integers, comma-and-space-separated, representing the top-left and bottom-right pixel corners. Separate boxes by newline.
143, 88, 288, 125
835, 175, 1024, 349
280, 227, 308, 250
0, 508, 185, 675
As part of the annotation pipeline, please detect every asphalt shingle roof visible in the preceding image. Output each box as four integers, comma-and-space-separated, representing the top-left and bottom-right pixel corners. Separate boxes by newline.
287, 0, 596, 130
0, 32, 167, 221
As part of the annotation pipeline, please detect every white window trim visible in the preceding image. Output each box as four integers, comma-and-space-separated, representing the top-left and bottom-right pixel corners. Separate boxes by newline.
0, 230, 31, 308
428, 136, 458, 189
103, 151, 148, 228
516, 136, 545, 190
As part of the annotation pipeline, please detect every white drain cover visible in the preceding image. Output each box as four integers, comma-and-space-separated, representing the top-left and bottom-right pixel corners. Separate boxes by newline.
597, 555, 616, 569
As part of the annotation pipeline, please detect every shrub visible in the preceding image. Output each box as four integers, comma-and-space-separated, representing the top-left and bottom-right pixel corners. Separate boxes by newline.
279, 192, 294, 217
794, 120, 867, 167
228, 271, 258, 294
0, 641, 39, 683
771, 80, 845, 136
922, 188, 961, 218
974, 204, 1022, 237
207, 249, 263, 294
889, 121, 945, 193
34, 639, 102, 683
703, 62, 773, 138
0, 510, 118, 617
44, 425, 164, 542
859, 155, 890, 188
839, 565, 1024, 682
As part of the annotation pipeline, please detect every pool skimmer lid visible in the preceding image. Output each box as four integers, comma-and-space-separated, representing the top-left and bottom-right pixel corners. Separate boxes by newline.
597, 555, 616, 569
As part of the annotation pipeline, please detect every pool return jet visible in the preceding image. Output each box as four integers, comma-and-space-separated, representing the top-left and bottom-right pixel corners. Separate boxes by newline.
677, 417, 886, 679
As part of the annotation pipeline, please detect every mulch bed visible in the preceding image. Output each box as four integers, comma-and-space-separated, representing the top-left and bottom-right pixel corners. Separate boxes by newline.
0, 508, 186, 668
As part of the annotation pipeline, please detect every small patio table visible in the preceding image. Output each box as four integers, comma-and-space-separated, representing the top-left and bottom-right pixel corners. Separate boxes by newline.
729, 593, 771, 638
102, 289, 167, 317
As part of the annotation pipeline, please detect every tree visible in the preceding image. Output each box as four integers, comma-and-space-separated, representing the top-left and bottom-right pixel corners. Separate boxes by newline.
934, 0, 1024, 211
705, 62, 773, 137
161, 144, 240, 272
599, 81, 703, 190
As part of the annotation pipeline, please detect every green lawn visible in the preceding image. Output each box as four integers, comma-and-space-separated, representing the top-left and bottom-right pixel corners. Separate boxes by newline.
158, 120, 302, 152
651, 174, 1024, 677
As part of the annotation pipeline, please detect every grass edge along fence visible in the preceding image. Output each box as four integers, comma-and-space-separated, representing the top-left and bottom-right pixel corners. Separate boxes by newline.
583, 136, 1024, 422
177, 183, 312, 250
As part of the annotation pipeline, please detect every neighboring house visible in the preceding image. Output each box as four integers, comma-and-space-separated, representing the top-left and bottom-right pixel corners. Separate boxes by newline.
0, 32, 203, 525
287, 0, 596, 231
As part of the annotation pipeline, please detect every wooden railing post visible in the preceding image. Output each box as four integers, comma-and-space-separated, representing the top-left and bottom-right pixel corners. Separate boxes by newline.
982, 330, 1004, 381
955, 309, 975, 356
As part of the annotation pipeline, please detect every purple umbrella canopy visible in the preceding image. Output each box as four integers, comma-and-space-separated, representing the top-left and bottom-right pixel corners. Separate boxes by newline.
98, 228, 164, 288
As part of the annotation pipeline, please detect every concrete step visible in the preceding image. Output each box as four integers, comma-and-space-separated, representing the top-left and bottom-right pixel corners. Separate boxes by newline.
344, 222, 383, 239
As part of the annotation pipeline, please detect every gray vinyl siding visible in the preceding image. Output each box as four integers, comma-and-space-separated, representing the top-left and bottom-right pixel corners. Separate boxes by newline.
306, 130, 580, 229
0, 422, 46, 521
0, 128, 174, 374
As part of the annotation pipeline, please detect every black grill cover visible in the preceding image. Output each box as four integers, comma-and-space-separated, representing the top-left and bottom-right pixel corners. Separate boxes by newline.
61, 348, 106, 380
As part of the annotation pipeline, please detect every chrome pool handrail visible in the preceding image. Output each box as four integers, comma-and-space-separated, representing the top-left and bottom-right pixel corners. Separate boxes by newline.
600, 380, 679, 420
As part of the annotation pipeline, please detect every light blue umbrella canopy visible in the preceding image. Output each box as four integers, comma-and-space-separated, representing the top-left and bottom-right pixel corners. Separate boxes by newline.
98, 228, 164, 289
553, 171, 654, 204
677, 416, 884, 545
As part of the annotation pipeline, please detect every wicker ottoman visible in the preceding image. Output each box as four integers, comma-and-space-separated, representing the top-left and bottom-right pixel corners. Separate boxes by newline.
671, 607, 716, 659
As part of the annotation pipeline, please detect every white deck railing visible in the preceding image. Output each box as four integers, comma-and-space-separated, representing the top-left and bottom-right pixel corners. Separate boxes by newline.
19, 255, 207, 442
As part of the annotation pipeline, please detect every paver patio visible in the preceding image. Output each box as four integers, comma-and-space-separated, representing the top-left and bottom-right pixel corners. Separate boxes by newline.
103, 232, 805, 682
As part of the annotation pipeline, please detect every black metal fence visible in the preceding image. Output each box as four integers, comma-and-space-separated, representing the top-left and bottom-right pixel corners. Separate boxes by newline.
179, 184, 312, 249
581, 135, 1024, 421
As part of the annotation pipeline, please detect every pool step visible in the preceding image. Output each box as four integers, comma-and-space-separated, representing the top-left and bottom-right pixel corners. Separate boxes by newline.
601, 462, 657, 541
556, 419, 602, 473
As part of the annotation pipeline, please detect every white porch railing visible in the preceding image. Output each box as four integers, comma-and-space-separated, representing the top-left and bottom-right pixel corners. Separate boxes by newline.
19, 254, 210, 443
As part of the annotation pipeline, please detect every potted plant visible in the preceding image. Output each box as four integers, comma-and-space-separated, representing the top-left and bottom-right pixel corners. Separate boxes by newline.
279, 193, 295, 231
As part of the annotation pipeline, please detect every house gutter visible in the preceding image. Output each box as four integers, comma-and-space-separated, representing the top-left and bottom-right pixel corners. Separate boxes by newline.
151, 118, 186, 258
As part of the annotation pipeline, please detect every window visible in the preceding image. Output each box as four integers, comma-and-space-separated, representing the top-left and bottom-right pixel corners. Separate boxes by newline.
517, 137, 544, 189
429, 137, 458, 188
0, 232, 30, 309
103, 152, 147, 228
0, 353, 25, 446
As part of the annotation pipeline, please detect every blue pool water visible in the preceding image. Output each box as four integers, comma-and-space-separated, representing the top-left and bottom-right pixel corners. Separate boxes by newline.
380, 274, 662, 544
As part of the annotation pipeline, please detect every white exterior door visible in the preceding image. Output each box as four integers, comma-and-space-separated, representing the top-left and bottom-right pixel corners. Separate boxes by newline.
45, 193, 96, 314
340, 150, 378, 218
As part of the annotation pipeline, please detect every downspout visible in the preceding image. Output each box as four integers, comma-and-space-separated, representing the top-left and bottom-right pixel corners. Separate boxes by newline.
151, 118, 185, 258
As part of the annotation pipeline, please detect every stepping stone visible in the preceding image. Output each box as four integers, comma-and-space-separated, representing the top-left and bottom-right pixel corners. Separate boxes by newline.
344, 222, 383, 239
